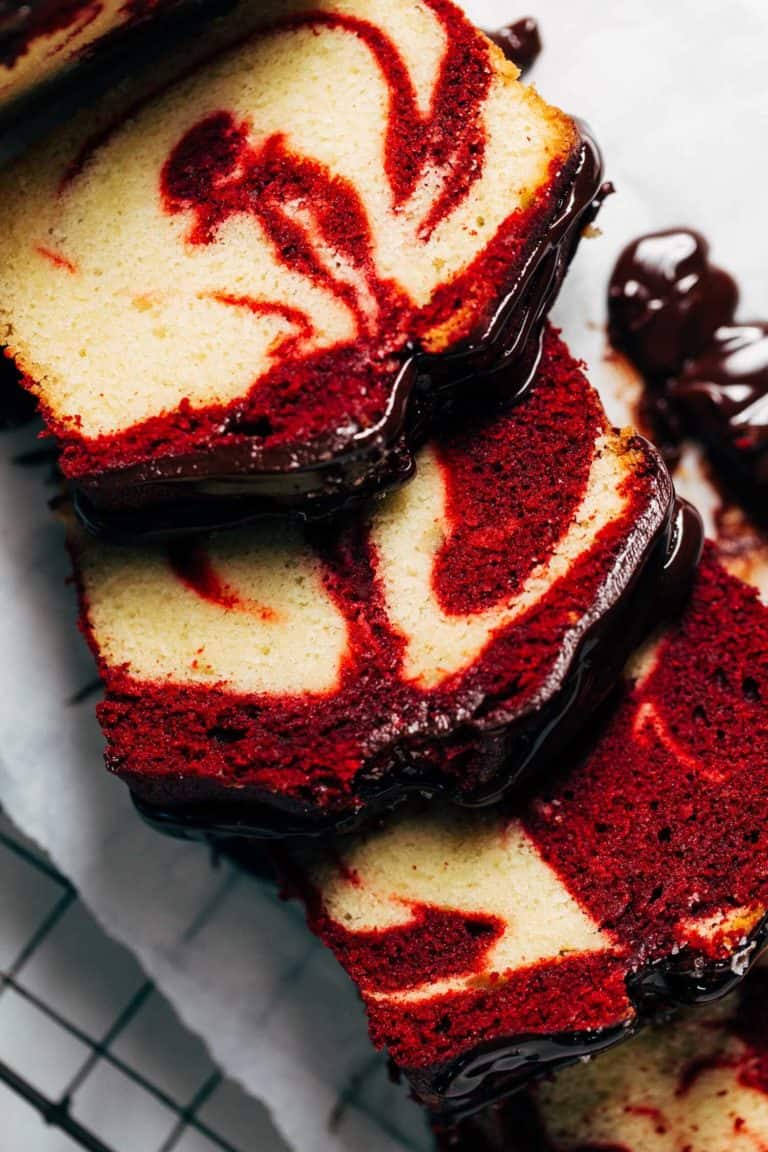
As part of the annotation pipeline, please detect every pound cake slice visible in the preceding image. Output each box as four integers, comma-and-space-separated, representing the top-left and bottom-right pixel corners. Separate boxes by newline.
2, 0, 603, 536
438, 955, 768, 1151
69, 330, 693, 837
286, 549, 768, 1117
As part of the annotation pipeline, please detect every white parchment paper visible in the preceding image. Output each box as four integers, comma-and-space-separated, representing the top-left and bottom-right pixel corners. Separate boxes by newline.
0, 2, 766, 1149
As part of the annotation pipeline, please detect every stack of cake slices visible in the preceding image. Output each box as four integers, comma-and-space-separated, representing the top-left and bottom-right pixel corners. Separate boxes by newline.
1, 1, 765, 1147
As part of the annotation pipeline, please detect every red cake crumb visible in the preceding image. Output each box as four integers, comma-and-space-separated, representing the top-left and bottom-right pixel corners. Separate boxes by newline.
432, 354, 601, 614
312, 905, 506, 996
315, 931, 631, 1070
289, 551, 768, 1110
526, 547, 768, 965
169, 541, 278, 620
55, 159, 573, 483
73, 329, 680, 828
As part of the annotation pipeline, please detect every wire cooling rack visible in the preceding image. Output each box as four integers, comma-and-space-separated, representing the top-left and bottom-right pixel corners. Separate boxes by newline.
0, 807, 284, 1152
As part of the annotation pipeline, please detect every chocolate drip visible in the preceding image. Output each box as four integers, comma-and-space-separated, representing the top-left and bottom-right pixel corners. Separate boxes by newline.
609, 230, 737, 377
434, 959, 768, 1147
486, 18, 542, 75
672, 323, 768, 480
608, 229, 768, 519
0, 352, 37, 427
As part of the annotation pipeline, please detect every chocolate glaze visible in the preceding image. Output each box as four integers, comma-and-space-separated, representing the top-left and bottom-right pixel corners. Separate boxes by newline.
272, 734, 767, 1128
502, 1019, 768, 1152
486, 18, 542, 75
431, 927, 768, 1142
132, 496, 702, 843
433, 1095, 552, 1152
419, 911, 768, 1123
672, 323, 768, 497
0, 351, 37, 427
421, 1024, 633, 1125
608, 229, 768, 520
609, 230, 737, 378
74, 129, 605, 541
714, 501, 768, 590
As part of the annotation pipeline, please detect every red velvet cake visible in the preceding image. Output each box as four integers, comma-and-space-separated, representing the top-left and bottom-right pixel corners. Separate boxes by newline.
68, 330, 694, 837
287, 550, 768, 1117
1, 0, 603, 537
438, 955, 768, 1151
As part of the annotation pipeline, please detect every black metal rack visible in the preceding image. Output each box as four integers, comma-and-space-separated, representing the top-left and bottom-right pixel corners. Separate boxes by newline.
0, 809, 252, 1152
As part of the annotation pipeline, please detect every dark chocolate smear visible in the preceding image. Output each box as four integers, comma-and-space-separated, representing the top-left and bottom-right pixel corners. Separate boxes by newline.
608, 229, 768, 519
609, 230, 737, 377
672, 322, 768, 473
486, 18, 542, 75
